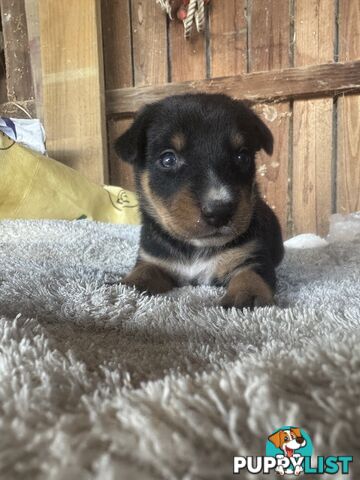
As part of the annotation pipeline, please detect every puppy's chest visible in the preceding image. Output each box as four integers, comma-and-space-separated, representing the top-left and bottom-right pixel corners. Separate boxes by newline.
166, 256, 219, 286
140, 241, 257, 286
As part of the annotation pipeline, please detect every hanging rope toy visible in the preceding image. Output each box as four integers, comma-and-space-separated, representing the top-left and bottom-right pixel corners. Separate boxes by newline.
156, 0, 210, 38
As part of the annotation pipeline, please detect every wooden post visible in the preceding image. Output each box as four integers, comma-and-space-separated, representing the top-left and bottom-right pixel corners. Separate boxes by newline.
0, 0, 34, 102
337, 1, 360, 214
39, 0, 107, 184
292, 0, 334, 236
249, 0, 291, 236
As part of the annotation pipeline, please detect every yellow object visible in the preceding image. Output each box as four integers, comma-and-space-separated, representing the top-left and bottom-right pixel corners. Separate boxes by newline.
0, 132, 140, 224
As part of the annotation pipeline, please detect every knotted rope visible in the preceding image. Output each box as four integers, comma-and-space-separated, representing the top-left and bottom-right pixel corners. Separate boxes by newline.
156, 0, 208, 38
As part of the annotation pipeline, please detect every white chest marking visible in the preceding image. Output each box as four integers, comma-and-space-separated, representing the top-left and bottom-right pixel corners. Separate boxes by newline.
140, 251, 218, 285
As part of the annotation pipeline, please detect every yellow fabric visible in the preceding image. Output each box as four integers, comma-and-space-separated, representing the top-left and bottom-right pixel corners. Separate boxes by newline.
0, 132, 140, 224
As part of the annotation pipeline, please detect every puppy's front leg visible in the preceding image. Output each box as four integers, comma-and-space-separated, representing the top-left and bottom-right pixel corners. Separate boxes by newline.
123, 260, 176, 294
220, 269, 274, 309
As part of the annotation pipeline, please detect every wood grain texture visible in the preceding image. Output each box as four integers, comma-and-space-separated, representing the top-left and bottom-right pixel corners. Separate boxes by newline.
209, 0, 247, 77
131, 0, 168, 86
106, 60, 360, 115
292, 0, 334, 236
0, 0, 34, 101
169, 8, 206, 81
337, 0, 360, 214
24, 0, 42, 117
101, 0, 134, 190
39, 0, 107, 184
101, 0, 132, 90
249, 0, 290, 236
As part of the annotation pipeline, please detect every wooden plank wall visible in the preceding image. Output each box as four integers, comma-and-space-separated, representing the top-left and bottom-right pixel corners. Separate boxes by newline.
0, 0, 359, 237
101, 0, 360, 238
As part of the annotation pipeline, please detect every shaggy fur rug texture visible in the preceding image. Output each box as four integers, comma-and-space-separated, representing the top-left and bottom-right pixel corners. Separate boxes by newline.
0, 215, 359, 479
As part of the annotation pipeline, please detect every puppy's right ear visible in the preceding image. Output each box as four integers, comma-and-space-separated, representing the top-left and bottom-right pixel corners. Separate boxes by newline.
114, 104, 156, 165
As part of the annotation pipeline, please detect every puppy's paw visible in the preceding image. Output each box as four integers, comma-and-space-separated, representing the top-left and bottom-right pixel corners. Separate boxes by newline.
122, 261, 175, 295
220, 291, 274, 310
220, 269, 275, 310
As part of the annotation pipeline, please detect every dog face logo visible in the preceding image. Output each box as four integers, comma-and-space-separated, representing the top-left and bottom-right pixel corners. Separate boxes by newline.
268, 427, 306, 458
266, 426, 312, 476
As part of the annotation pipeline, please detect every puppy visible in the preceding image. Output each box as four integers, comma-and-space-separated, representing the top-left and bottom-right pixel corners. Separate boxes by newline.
115, 94, 284, 308
268, 428, 307, 475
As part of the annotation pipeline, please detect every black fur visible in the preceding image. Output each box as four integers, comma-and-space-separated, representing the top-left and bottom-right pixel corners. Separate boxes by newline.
116, 93, 284, 291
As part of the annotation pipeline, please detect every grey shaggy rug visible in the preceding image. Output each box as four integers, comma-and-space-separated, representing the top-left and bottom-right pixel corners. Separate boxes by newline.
0, 216, 360, 480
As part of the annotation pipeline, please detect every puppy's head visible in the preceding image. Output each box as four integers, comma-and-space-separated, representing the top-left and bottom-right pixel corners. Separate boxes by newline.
115, 94, 273, 246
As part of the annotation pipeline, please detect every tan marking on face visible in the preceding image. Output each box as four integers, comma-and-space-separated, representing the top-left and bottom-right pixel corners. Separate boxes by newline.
171, 132, 186, 151
230, 183, 256, 236
123, 260, 176, 294
140, 171, 205, 240
215, 240, 258, 281
231, 131, 244, 149
221, 269, 274, 308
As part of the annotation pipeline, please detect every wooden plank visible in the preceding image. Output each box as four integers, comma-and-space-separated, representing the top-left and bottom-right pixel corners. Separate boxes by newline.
337, 1, 360, 214
209, 0, 247, 77
292, 0, 334, 236
101, 0, 132, 90
169, 9, 206, 82
106, 60, 360, 115
0, 0, 34, 101
131, 0, 168, 86
249, 0, 290, 236
101, 0, 134, 189
24, 0, 43, 118
39, 0, 107, 184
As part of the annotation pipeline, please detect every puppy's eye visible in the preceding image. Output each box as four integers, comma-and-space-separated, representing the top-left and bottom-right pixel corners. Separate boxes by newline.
234, 148, 250, 164
159, 151, 178, 169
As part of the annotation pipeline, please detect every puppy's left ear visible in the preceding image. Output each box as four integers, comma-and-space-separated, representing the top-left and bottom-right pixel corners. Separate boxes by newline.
235, 101, 274, 155
114, 103, 157, 165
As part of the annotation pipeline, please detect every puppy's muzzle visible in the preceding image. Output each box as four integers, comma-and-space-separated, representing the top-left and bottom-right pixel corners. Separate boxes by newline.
201, 200, 234, 228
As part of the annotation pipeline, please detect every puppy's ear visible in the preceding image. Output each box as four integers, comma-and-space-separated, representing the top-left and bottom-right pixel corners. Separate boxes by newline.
234, 101, 274, 155
115, 104, 156, 164
268, 431, 282, 448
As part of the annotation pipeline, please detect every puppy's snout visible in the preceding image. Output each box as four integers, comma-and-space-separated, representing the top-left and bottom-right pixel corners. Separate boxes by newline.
201, 200, 234, 228
296, 436, 305, 444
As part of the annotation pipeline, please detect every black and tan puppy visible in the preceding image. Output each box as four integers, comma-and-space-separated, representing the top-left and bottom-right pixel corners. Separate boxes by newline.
116, 94, 284, 308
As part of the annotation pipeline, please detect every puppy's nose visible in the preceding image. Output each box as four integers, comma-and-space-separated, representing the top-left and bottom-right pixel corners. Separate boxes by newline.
201, 201, 234, 227
296, 436, 304, 444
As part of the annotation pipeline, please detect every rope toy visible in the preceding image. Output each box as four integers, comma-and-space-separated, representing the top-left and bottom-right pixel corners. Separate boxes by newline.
156, 0, 210, 38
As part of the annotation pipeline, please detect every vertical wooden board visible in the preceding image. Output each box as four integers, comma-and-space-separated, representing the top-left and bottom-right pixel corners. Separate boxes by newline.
101, 0, 132, 90
1, 0, 34, 101
39, 0, 107, 184
292, 0, 334, 236
169, 14, 206, 81
24, 0, 43, 118
108, 117, 136, 191
292, 99, 333, 235
249, 0, 290, 236
337, 1, 360, 214
209, 0, 247, 77
131, 0, 168, 86
101, 0, 134, 188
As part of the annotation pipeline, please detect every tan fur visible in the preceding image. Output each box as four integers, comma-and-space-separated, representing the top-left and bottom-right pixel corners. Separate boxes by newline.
231, 185, 256, 236
221, 269, 274, 308
140, 171, 255, 243
140, 172, 204, 240
231, 131, 244, 149
171, 132, 186, 151
122, 260, 176, 294
215, 241, 258, 281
